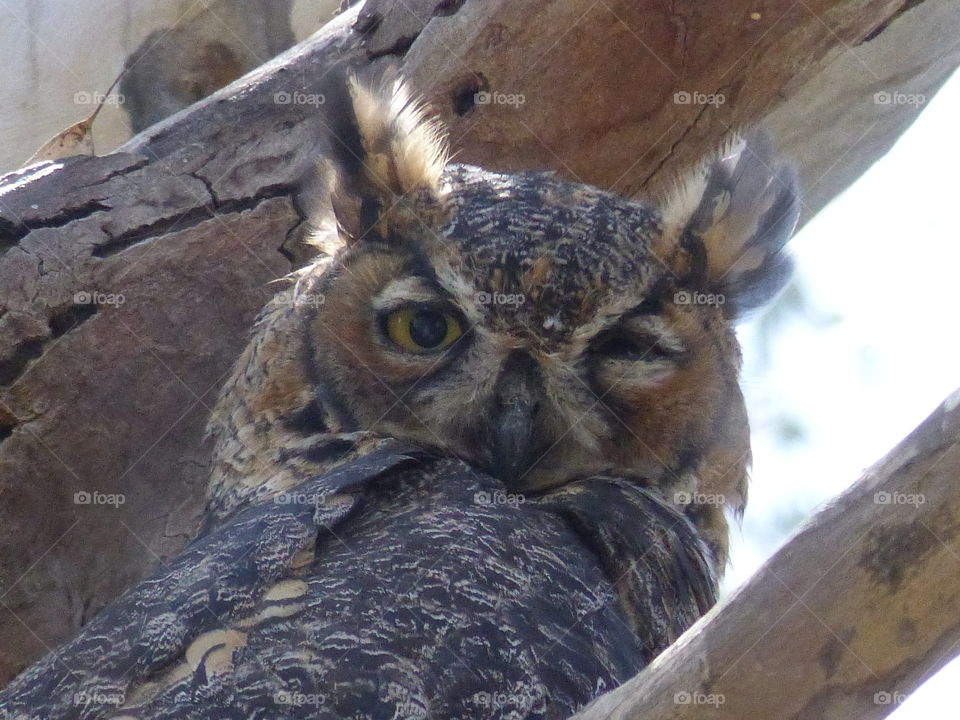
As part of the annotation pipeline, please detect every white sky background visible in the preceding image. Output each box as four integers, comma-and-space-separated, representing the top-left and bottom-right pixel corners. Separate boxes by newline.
729, 68, 960, 716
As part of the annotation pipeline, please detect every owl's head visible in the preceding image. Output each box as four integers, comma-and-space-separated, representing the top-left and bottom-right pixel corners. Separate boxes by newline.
208, 77, 798, 561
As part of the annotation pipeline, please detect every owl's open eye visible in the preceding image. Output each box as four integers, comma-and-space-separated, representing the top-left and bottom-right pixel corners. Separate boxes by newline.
384, 306, 464, 353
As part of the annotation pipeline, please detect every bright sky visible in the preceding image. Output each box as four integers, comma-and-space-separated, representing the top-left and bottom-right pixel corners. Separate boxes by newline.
729, 68, 960, 716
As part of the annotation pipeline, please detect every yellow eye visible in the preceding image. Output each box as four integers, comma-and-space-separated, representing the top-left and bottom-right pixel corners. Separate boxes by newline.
385, 307, 463, 353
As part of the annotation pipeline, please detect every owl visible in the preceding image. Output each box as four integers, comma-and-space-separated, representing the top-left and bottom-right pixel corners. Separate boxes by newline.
0, 76, 798, 720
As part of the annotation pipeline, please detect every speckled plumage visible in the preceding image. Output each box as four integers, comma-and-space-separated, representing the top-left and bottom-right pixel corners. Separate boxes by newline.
0, 445, 714, 719
0, 76, 798, 720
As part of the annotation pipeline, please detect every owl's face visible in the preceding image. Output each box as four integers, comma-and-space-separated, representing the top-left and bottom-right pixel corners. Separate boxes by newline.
307, 166, 748, 500
208, 77, 797, 559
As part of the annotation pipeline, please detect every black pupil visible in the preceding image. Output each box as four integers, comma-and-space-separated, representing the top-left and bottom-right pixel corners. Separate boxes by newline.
409, 310, 448, 348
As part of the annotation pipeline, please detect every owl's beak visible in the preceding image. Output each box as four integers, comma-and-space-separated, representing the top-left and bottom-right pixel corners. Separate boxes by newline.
487, 351, 545, 485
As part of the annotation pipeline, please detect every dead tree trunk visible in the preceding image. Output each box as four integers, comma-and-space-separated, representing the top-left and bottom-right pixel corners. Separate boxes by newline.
1, 0, 958, 689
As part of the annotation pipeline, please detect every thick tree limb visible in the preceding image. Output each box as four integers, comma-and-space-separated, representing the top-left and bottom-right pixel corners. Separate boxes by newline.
1, 0, 958, 686
571, 388, 960, 720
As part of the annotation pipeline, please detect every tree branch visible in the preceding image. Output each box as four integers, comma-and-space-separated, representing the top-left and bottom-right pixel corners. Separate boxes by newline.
571, 388, 960, 719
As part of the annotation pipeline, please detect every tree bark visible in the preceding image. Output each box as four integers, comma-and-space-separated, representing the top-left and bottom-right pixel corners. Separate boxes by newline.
1, 0, 958, 687
570, 388, 960, 720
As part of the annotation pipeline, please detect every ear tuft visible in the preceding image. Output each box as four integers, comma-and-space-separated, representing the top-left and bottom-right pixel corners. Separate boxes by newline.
663, 131, 800, 318
348, 78, 449, 196
319, 72, 449, 244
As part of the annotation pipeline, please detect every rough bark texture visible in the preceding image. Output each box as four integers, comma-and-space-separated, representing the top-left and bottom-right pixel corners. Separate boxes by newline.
571, 387, 960, 720
1, 0, 958, 687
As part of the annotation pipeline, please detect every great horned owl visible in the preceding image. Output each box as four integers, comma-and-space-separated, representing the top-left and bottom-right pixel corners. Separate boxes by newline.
205, 77, 797, 562
0, 78, 798, 719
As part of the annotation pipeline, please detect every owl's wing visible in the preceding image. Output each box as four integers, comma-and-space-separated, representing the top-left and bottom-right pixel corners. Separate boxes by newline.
1, 450, 716, 720
0, 443, 423, 720
530, 478, 718, 656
